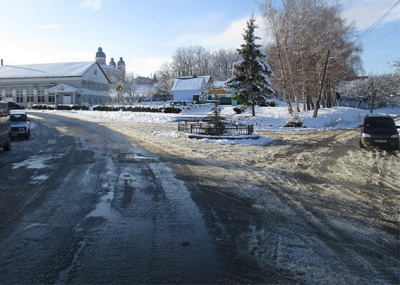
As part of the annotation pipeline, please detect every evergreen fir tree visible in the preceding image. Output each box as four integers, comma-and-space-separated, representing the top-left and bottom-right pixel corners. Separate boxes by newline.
229, 15, 275, 116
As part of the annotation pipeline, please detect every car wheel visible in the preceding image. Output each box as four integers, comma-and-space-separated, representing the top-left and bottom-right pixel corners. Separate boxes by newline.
3, 137, 11, 151
359, 139, 365, 149
25, 130, 30, 140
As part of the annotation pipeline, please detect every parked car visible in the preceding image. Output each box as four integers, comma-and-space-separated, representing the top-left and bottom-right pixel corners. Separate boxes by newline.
359, 115, 399, 150
0, 101, 11, 151
8, 101, 25, 110
10, 111, 30, 139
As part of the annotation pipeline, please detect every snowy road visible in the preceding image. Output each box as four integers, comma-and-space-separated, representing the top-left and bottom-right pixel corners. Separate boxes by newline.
0, 113, 223, 284
0, 111, 399, 284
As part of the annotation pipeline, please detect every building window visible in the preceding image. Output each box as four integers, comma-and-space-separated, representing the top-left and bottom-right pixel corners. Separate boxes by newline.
37, 88, 45, 103
27, 88, 34, 103
16, 89, 23, 103
48, 95, 55, 103
5, 88, 12, 98
94, 69, 97, 75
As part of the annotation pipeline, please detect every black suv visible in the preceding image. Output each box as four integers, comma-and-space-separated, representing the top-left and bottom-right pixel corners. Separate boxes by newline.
359, 115, 399, 150
7, 101, 24, 110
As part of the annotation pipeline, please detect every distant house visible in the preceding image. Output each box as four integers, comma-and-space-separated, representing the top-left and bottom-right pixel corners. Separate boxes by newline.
0, 61, 110, 106
172, 76, 212, 101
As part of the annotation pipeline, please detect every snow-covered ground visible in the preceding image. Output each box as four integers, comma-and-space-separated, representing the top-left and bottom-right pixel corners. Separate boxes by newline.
42, 100, 400, 146
66, 101, 400, 127
77, 100, 400, 124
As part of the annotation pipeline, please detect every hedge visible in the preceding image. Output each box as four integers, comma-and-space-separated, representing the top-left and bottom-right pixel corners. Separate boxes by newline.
30, 104, 182, 113
92, 105, 181, 113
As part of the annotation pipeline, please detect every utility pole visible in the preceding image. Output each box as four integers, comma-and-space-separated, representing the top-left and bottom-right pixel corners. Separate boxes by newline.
313, 50, 330, 118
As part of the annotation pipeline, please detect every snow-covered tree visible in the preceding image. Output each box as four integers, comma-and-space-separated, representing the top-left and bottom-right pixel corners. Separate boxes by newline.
228, 15, 274, 117
262, 0, 363, 115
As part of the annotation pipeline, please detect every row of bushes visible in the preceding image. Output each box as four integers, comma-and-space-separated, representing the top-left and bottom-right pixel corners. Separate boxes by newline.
92, 105, 181, 113
31, 104, 182, 114
32, 104, 89, 110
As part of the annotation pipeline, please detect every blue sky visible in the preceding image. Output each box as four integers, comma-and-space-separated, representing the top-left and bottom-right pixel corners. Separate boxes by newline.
0, 0, 399, 77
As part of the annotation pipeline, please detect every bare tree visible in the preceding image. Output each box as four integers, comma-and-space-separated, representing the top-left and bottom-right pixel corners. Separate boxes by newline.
122, 73, 137, 103
170, 46, 242, 80
261, 0, 363, 116
156, 62, 175, 101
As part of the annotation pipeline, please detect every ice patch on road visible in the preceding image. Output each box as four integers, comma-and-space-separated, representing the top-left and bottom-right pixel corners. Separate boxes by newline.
12, 155, 48, 169
30, 174, 50, 184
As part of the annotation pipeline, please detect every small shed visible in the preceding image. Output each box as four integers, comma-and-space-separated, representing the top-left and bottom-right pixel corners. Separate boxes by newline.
172, 76, 210, 101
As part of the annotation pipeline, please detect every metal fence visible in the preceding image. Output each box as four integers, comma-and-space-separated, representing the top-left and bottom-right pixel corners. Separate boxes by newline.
178, 121, 254, 136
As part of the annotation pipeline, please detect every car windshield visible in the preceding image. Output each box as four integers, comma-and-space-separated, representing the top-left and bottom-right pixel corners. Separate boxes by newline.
11, 114, 27, 122
365, 118, 395, 128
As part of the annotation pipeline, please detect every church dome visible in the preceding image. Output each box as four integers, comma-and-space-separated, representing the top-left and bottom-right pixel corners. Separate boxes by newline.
109, 57, 116, 67
117, 57, 125, 66
96, 47, 106, 58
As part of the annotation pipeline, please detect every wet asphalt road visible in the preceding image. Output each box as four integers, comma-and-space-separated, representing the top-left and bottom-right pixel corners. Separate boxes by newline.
0, 112, 224, 284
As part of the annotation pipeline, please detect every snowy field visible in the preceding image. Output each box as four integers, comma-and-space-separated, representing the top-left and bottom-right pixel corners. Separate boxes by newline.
38, 100, 400, 144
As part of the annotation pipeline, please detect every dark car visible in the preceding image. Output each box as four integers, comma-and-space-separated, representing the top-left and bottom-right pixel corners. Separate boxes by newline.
10, 111, 30, 139
359, 115, 399, 150
8, 101, 25, 110
0, 101, 12, 151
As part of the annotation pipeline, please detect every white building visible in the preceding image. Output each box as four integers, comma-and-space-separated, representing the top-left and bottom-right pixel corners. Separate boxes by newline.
0, 61, 110, 106
172, 76, 212, 101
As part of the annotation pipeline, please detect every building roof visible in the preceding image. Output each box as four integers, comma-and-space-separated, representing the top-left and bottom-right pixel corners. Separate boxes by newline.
0, 62, 98, 79
172, 77, 207, 91
100, 63, 122, 73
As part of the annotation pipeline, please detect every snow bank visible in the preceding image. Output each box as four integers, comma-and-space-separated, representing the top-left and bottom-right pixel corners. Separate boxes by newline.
34, 100, 399, 145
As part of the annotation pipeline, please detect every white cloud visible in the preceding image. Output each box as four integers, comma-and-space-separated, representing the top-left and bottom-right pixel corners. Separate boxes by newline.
37, 24, 61, 30
171, 15, 268, 51
341, 0, 400, 30
80, 0, 103, 10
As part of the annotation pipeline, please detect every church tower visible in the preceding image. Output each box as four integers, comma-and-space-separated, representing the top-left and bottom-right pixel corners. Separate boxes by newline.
117, 57, 126, 79
109, 58, 116, 68
95, 47, 106, 64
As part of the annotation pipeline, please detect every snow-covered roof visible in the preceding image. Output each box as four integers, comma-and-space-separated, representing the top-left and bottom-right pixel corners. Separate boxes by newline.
178, 75, 212, 84
99, 63, 122, 73
214, 80, 228, 88
0, 62, 97, 79
172, 77, 206, 91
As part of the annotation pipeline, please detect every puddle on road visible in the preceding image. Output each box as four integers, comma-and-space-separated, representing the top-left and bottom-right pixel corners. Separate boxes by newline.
85, 190, 117, 220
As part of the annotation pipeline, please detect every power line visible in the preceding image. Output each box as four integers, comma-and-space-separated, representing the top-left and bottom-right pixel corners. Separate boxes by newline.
364, 27, 400, 46
353, 0, 400, 43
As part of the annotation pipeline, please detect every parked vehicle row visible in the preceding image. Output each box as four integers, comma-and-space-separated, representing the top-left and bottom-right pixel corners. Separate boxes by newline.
0, 101, 31, 152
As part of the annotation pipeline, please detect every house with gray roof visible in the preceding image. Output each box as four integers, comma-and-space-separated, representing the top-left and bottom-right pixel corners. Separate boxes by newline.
172, 76, 212, 101
0, 61, 110, 106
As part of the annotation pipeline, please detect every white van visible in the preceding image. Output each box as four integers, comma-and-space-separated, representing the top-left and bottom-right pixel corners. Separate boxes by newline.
0, 101, 11, 151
